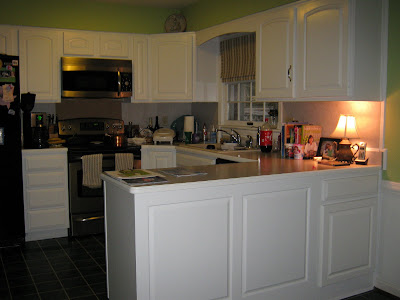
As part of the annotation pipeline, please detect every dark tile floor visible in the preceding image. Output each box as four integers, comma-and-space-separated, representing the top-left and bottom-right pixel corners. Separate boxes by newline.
0, 235, 107, 300
1, 235, 399, 300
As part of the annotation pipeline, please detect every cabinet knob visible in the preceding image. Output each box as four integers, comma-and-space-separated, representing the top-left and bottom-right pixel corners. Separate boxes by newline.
288, 65, 292, 82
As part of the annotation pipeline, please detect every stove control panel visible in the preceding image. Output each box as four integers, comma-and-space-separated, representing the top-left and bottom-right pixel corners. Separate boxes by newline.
59, 118, 124, 136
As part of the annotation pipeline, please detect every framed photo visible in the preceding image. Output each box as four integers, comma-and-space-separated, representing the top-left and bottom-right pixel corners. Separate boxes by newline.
316, 137, 341, 159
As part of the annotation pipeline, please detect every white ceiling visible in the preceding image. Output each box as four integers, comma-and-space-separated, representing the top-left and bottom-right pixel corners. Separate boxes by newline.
85, 0, 200, 8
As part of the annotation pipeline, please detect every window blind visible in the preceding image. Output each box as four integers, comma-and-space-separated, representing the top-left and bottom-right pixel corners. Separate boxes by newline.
220, 33, 256, 83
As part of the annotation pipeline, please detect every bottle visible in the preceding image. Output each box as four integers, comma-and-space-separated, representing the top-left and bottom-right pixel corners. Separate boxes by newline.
210, 124, 217, 143
260, 118, 273, 153
154, 116, 160, 131
147, 117, 154, 132
202, 123, 207, 143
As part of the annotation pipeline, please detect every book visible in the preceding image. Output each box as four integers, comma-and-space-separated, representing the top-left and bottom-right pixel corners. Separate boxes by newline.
122, 176, 168, 186
105, 169, 163, 180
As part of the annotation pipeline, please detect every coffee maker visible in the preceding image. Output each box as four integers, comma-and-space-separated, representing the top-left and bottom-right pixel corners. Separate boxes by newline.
31, 112, 49, 149
20, 93, 49, 149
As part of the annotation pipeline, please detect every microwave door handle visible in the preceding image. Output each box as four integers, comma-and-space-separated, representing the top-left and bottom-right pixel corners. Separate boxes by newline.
117, 70, 121, 97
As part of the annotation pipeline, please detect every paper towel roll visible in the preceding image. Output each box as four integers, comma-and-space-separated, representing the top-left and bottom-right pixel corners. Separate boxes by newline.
184, 116, 194, 133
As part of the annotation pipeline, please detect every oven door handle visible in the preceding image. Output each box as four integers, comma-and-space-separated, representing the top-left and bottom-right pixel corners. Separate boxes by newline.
77, 216, 104, 222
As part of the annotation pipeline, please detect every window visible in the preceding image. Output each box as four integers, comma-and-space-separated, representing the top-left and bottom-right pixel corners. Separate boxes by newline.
226, 81, 278, 124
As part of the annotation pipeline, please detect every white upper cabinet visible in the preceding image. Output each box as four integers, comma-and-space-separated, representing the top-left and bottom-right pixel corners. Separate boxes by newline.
257, 8, 295, 99
0, 25, 18, 55
133, 34, 149, 100
63, 31, 97, 56
19, 28, 62, 103
63, 30, 131, 58
99, 32, 130, 58
296, 0, 385, 100
150, 33, 194, 101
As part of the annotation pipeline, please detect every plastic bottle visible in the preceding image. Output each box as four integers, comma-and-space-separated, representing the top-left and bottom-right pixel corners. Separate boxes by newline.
260, 118, 273, 153
202, 123, 207, 143
210, 125, 217, 143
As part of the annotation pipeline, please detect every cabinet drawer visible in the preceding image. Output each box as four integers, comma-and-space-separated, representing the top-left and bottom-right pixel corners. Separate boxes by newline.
27, 208, 68, 231
26, 172, 66, 188
25, 155, 65, 172
27, 188, 67, 209
322, 174, 379, 202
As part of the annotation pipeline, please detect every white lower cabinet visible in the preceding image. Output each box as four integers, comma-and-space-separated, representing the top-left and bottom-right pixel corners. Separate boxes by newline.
105, 167, 380, 300
22, 148, 69, 241
140, 145, 176, 169
320, 197, 376, 286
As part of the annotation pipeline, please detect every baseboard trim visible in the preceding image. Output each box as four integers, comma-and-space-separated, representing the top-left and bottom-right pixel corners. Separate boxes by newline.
25, 229, 68, 242
375, 279, 400, 298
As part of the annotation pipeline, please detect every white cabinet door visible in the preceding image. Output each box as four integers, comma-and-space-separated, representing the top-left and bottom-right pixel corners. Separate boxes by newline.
100, 32, 130, 58
257, 8, 294, 98
63, 31, 97, 56
19, 28, 61, 102
296, 0, 348, 98
320, 197, 376, 286
150, 33, 194, 100
0, 25, 18, 55
141, 145, 176, 169
133, 34, 149, 100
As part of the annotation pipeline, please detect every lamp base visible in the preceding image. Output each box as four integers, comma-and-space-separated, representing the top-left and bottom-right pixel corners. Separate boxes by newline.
336, 138, 354, 163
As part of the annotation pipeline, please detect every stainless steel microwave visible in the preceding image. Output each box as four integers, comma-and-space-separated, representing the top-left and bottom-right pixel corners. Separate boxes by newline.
61, 57, 132, 98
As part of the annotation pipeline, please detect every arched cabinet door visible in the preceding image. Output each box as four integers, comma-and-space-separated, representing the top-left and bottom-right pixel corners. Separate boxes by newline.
19, 28, 62, 103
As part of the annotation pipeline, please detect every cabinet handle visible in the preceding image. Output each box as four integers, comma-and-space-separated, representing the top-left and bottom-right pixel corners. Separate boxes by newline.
288, 65, 292, 82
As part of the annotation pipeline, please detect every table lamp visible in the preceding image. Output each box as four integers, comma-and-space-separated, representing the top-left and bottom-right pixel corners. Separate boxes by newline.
330, 114, 359, 162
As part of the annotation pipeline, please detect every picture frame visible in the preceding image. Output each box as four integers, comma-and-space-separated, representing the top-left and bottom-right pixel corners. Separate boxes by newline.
316, 137, 341, 159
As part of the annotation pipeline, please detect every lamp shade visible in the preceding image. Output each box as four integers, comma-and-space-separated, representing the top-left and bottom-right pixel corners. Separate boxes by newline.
330, 115, 359, 139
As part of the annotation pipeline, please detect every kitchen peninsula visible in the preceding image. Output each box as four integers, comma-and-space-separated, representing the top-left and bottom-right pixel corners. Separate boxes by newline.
101, 148, 380, 300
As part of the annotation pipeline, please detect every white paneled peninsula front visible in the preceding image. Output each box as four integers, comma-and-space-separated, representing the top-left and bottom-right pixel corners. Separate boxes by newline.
101, 151, 380, 300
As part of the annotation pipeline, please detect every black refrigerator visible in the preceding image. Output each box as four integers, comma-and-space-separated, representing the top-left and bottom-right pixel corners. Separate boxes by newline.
0, 54, 25, 247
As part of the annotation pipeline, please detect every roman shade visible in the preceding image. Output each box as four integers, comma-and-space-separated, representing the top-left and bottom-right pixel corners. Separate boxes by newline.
220, 33, 256, 83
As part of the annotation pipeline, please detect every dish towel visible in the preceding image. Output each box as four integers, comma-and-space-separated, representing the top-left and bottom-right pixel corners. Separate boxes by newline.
115, 153, 134, 171
82, 154, 103, 189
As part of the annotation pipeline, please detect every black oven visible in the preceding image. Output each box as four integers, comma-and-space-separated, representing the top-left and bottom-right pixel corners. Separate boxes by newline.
59, 118, 140, 236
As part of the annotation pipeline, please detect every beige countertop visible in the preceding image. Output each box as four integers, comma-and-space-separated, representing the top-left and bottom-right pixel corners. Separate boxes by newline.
102, 145, 381, 193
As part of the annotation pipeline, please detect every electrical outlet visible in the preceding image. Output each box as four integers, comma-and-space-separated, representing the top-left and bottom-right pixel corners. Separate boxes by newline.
161, 116, 168, 127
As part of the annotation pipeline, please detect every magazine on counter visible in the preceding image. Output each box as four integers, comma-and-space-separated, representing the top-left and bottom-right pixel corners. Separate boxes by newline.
122, 176, 168, 186
159, 167, 208, 177
105, 169, 164, 180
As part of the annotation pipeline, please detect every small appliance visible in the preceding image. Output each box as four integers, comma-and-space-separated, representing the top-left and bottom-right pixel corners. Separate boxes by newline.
61, 57, 132, 99
31, 112, 49, 149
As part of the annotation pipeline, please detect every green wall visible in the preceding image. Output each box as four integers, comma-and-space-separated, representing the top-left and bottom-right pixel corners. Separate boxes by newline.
383, 0, 400, 181
182, 0, 298, 31
0, 0, 178, 34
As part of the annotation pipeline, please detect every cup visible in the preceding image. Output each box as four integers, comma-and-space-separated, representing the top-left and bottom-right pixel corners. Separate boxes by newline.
184, 132, 192, 144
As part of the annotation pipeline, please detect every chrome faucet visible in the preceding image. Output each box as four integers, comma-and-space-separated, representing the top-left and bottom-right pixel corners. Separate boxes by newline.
217, 129, 241, 145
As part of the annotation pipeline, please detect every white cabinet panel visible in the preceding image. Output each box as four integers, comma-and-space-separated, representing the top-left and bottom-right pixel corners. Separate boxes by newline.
322, 174, 379, 202
63, 31, 96, 56
19, 28, 61, 102
26, 172, 65, 188
257, 8, 294, 98
100, 33, 130, 58
25, 155, 66, 171
133, 35, 149, 100
148, 198, 230, 300
28, 188, 66, 209
320, 197, 376, 286
243, 188, 308, 293
27, 208, 68, 230
141, 145, 176, 169
296, 0, 348, 98
150, 34, 193, 100
0, 26, 18, 55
